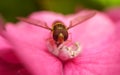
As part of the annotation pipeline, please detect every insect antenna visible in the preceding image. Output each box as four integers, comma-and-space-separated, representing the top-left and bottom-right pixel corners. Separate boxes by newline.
17, 17, 52, 31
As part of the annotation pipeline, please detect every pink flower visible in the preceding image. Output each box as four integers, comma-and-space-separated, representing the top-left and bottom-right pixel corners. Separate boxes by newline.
1, 10, 120, 75
0, 17, 30, 75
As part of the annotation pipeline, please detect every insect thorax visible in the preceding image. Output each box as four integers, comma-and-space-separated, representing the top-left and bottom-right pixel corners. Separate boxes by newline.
52, 22, 68, 43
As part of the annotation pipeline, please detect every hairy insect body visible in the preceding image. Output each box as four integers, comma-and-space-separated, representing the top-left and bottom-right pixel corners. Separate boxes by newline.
52, 22, 68, 46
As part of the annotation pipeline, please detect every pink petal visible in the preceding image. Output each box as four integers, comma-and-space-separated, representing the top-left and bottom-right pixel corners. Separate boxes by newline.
68, 12, 115, 55
0, 36, 19, 64
0, 58, 21, 75
105, 7, 120, 22
116, 21, 120, 39
64, 12, 120, 75
0, 36, 11, 51
4, 16, 63, 74
0, 18, 19, 64
0, 58, 30, 75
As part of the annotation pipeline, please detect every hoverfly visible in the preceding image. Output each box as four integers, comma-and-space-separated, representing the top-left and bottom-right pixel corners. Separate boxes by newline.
17, 10, 96, 46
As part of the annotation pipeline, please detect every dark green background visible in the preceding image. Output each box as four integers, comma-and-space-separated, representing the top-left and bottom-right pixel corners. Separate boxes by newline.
0, 0, 120, 22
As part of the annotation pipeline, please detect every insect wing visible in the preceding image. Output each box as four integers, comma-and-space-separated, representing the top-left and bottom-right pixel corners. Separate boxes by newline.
0, 15, 5, 31
17, 17, 52, 30
67, 10, 96, 30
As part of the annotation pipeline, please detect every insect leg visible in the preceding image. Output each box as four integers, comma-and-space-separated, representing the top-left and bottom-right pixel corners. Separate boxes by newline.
46, 38, 59, 56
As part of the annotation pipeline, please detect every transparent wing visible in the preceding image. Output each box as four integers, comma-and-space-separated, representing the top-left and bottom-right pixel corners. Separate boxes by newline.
0, 15, 5, 30
67, 10, 97, 30
17, 17, 52, 30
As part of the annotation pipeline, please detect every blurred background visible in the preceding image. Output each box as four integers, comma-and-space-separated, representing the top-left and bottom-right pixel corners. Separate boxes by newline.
0, 0, 120, 22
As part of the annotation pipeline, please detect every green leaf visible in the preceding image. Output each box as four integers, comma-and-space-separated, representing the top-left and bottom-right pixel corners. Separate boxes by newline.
39, 0, 105, 14
98, 0, 120, 8
0, 0, 39, 22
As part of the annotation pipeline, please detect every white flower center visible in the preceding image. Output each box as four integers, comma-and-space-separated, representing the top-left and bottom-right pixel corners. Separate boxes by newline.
47, 39, 82, 61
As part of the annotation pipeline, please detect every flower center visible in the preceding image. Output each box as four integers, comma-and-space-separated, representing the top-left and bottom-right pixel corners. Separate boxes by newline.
47, 39, 82, 61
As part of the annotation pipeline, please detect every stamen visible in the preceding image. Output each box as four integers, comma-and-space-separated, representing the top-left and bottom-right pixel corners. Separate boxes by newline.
47, 39, 82, 61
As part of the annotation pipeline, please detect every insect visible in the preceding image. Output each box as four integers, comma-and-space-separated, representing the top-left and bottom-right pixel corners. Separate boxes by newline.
17, 10, 96, 46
